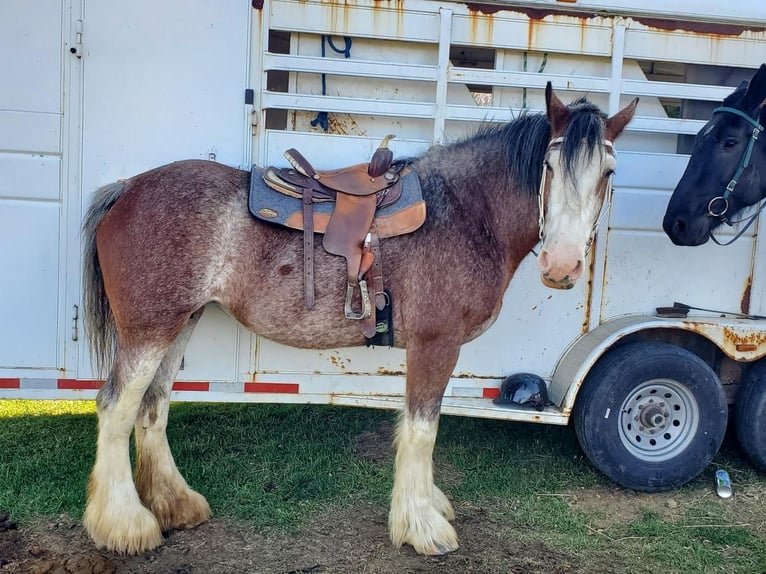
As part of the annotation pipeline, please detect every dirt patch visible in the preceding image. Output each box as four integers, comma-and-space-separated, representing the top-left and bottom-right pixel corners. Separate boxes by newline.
351, 420, 393, 465
565, 479, 766, 537
0, 503, 603, 574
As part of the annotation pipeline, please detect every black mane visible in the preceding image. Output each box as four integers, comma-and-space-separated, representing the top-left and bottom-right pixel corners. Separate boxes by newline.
722, 81, 749, 108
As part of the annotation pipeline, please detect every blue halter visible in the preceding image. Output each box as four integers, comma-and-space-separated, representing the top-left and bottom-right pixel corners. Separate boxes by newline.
707, 106, 764, 246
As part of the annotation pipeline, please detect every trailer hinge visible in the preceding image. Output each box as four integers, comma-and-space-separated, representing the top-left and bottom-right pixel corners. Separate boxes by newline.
70, 19, 83, 58
71, 304, 79, 341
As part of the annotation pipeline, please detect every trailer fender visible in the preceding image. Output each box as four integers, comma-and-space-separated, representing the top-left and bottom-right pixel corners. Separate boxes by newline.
549, 314, 766, 415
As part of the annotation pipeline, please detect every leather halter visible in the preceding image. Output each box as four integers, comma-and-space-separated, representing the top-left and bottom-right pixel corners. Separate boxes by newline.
707, 106, 764, 245
537, 136, 615, 251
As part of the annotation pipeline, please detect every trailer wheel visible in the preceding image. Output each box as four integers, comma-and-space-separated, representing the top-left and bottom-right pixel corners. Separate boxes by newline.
573, 341, 727, 492
735, 360, 766, 472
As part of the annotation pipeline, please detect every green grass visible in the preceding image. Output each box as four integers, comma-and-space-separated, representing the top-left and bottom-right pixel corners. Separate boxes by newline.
1, 400, 765, 572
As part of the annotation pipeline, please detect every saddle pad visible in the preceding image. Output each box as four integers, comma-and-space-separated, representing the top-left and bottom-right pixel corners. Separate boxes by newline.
248, 166, 426, 239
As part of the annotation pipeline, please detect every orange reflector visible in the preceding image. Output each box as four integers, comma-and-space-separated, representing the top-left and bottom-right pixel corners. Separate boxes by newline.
736, 343, 758, 352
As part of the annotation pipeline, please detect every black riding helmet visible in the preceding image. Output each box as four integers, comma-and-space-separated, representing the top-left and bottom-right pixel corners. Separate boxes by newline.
493, 373, 550, 411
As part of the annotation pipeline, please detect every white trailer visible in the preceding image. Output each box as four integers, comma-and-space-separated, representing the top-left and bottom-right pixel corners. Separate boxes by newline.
2, 0, 766, 490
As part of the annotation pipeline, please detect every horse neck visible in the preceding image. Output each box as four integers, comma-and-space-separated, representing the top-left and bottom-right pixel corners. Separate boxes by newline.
414, 142, 542, 270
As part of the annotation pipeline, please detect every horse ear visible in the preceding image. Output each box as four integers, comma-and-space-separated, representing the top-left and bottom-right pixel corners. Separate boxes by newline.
606, 98, 639, 141
742, 64, 766, 115
545, 82, 570, 135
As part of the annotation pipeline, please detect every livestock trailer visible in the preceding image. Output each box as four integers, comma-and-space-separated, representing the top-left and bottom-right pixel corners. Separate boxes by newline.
2, 0, 766, 490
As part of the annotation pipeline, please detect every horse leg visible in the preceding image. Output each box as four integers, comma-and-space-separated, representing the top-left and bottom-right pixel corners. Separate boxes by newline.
134, 309, 211, 532
83, 341, 169, 554
389, 340, 460, 555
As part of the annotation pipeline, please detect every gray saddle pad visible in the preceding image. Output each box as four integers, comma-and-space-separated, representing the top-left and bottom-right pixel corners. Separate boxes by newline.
248, 165, 423, 231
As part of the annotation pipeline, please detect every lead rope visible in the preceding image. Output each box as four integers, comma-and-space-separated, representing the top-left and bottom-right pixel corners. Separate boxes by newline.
710, 199, 766, 246
311, 36, 352, 132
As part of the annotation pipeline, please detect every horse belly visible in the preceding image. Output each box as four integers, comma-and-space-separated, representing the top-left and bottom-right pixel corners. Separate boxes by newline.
217, 223, 373, 350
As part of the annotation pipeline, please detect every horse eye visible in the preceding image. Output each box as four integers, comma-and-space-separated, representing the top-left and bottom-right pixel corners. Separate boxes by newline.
723, 138, 738, 149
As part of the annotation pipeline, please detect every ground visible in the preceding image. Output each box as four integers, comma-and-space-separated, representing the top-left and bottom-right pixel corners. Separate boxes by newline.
0, 504, 589, 574
4, 487, 755, 574
2, 420, 764, 573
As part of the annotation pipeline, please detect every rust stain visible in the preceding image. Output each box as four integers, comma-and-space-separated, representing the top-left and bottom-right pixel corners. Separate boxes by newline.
466, 3, 598, 19
377, 368, 406, 376
465, 5, 495, 44
465, 3, 765, 35
454, 372, 505, 379
634, 18, 765, 36
722, 326, 766, 348
527, 17, 536, 49
741, 277, 752, 315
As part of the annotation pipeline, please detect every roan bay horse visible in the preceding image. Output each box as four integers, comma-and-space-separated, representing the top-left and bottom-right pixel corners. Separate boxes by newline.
81, 83, 637, 555
664, 64, 766, 246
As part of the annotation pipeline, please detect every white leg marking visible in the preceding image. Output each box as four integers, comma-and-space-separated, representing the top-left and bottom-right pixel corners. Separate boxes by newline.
135, 400, 211, 531
84, 351, 165, 554
389, 412, 458, 555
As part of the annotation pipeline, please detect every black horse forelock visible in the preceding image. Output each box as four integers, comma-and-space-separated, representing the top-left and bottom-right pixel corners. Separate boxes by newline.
560, 98, 607, 181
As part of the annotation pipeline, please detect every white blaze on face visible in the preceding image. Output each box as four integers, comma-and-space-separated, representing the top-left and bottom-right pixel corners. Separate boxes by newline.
537, 144, 614, 289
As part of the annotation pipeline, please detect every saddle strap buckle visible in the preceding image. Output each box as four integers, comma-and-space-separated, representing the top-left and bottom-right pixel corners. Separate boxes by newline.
344, 279, 373, 320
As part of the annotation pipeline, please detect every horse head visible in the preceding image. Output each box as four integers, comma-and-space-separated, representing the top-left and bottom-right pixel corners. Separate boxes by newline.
664, 64, 766, 246
537, 84, 638, 289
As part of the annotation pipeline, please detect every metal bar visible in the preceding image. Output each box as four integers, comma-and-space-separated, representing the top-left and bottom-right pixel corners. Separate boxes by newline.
262, 91, 436, 118
263, 53, 439, 82
609, 24, 626, 115
433, 7, 452, 144
450, 68, 611, 92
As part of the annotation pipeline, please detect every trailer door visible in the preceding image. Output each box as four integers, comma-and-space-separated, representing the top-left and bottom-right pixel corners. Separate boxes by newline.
0, 1, 69, 374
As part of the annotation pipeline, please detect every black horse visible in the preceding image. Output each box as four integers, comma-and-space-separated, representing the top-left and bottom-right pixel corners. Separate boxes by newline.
664, 64, 766, 246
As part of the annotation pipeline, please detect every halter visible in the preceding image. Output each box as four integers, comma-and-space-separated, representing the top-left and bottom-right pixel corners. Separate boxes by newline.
537, 136, 615, 252
707, 106, 764, 245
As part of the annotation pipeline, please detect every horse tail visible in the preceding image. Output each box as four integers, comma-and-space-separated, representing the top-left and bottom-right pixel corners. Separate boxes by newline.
82, 181, 126, 377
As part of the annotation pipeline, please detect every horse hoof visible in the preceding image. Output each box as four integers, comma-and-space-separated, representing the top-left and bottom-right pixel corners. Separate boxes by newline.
151, 489, 211, 532
433, 543, 459, 555
416, 536, 459, 556
389, 507, 459, 556
84, 502, 163, 555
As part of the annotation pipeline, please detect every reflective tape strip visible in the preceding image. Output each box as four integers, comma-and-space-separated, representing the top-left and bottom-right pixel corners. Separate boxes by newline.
58, 379, 103, 390
482, 387, 500, 399
172, 381, 210, 392
244, 382, 300, 394
2, 379, 302, 395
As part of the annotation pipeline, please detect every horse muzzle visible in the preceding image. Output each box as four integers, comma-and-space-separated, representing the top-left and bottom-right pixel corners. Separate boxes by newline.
662, 210, 712, 246
537, 245, 584, 290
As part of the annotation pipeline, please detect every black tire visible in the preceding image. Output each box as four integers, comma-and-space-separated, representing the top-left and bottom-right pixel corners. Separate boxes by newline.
735, 360, 766, 472
573, 341, 727, 492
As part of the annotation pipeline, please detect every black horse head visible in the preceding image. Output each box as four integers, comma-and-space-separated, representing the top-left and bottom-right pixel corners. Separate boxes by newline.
663, 64, 766, 246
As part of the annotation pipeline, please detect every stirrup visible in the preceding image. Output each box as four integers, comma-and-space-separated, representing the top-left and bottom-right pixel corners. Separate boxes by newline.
344, 279, 373, 320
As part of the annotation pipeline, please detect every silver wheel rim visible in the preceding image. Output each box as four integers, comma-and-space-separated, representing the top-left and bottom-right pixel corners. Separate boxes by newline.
618, 378, 699, 462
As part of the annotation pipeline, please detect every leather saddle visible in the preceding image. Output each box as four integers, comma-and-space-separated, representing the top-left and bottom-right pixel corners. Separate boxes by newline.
249, 142, 426, 340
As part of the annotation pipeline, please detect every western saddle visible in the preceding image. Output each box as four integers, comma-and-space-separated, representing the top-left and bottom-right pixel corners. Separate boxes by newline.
249, 136, 426, 341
